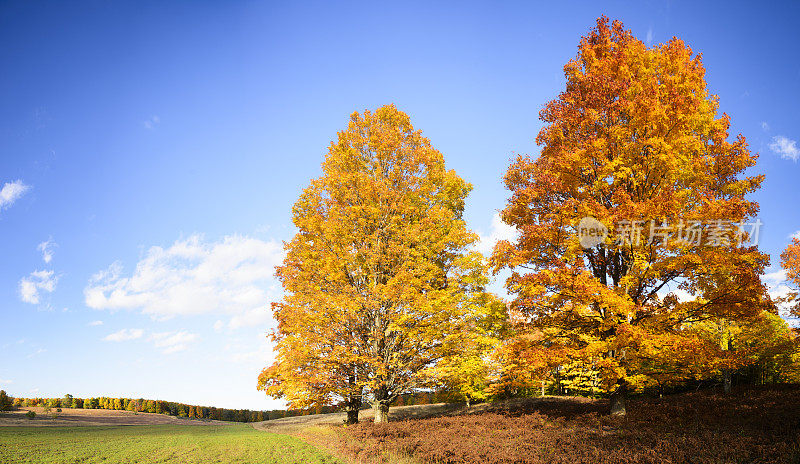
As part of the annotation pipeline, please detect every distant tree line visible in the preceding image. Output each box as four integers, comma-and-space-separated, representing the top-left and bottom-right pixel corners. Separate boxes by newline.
5, 393, 331, 422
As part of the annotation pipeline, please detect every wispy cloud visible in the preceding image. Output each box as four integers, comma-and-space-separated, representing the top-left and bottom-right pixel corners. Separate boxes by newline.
0, 180, 30, 211
84, 234, 283, 329
646, 26, 654, 46
88, 320, 104, 326
0, 378, 12, 385
761, 121, 770, 131
143, 115, 160, 130
103, 328, 144, 342
769, 135, 799, 161
26, 348, 47, 359
37, 238, 57, 263
150, 330, 199, 354
19, 270, 58, 304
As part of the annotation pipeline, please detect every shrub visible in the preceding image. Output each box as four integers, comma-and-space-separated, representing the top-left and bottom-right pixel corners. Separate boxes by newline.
340, 386, 800, 464
25, 411, 36, 419
0, 390, 12, 411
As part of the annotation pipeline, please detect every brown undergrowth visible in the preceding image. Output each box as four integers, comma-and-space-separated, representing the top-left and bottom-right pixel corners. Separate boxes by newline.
328, 386, 800, 464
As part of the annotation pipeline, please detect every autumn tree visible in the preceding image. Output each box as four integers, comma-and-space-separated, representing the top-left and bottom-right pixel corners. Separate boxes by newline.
259, 104, 487, 423
780, 238, 800, 320
423, 293, 507, 407
0, 390, 12, 411
699, 311, 799, 385
492, 17, 770, 414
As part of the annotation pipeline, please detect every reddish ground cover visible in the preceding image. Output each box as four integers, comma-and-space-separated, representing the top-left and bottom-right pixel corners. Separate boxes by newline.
337, 386, 800, 464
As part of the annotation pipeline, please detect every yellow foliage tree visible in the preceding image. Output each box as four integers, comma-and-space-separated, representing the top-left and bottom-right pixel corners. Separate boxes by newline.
423, 293, 507, 407
259, 105, 488, 423
492, 17, 770, 414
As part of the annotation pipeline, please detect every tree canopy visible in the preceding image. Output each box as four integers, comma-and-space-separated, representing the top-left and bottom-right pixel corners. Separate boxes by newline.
491, 17, 772, 414
259, 104, 487, 423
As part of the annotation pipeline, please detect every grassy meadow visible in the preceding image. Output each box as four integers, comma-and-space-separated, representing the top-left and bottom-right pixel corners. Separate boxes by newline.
0, 423, 342, 464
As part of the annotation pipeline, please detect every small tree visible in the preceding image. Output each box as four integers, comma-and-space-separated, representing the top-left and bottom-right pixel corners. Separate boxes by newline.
781, 238, 800, 321
0, 390, 12, 411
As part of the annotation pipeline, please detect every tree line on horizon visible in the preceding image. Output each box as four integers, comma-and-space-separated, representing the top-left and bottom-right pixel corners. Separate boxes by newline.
0, 390, 455, 419
258, 17, 800, 424
1, 392, 313, 423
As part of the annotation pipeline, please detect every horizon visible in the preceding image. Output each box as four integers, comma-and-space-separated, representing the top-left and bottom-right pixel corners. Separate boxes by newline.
2, 0, 799, 410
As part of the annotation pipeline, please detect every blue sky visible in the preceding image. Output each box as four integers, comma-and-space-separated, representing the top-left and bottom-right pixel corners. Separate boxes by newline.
1, 1, 798, 410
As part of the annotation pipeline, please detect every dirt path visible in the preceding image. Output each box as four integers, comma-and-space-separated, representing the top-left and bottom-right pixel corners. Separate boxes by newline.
250, 396, 602, 434
0, 407, 229, 427
251, 402, 471, 434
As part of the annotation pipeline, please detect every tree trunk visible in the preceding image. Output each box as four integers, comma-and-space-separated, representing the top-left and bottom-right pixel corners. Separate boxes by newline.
541, 380, 546, 397
345, 407, 359, 425
465, 397, 471, 408
344, 395, 361, 425
373, 401, 389, 423
723, 369, 731, 394
344, 378, 362, 424
610, 384, 627, 416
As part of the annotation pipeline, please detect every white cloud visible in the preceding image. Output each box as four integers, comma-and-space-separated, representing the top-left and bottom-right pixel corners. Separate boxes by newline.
476, 213, 518, 256
763, 269, 788, 287
228, 307, 274, 330
29, 388, 39, 394
143, 115, 160, 130
769, 135, 799, 161
88, 320, 104, 326
224, 335, 275, 365
150, 330, 198, 354
0, 180, 30, 210
37, 238, 57, 263
0, 379, 12, 385
19, 270, 58, 304
231, 347, 274, 365
761, 121, 770, 131
84, 234, 283, 329
646, 26, 654, 45
762, 269, 794, 316
103, 328, 144, 342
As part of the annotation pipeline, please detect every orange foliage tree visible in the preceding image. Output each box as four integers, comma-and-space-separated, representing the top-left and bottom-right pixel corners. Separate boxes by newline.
492, 17, 770, 414
781, 238, 800, 320
259, 105, 488, 423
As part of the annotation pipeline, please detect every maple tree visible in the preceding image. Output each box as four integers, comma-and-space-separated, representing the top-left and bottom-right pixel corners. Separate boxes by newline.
491, 17, 770, 414
258, 104, 487, 423
780, 238, 800, 319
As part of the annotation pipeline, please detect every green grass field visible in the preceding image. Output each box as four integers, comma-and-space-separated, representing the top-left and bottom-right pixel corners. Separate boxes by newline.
0, 423, 343, 464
